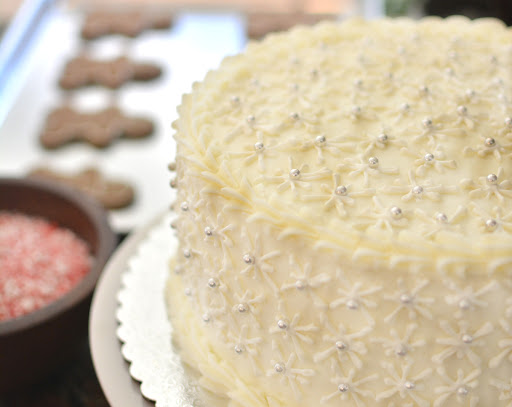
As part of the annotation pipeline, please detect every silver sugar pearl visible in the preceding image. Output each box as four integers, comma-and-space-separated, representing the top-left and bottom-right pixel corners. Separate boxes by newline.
400, 293, 412, 304
335, 185, 348, 196
184, 288, 192, 296
486, 219, 498, 231
404, 381, 415, 390
419, 85, 429, 94
183, 249, 191, 258
351, 106, 362, 116
338, 383, 349, 393
395, 343, 408, 356
180, 201, 189, 211
246, 115, 255, 124
290, 168, 301, 179
457, 386, 469, 397
457, 105, 468, 116
335, 341, 347, 351
436, 212, 448, 224
167, 162, 176, 171
289, 112, 300, 121
347, 299, 359, 310
204, 226, 213, 236
170, 178, 177, 188
277, 319, 288, 329
390, 206, 403, 219
462, 334, 473, 344
445, 67, 455, 76
207, 278, 217, 288
237, 303, 248, 313
487, 173, 498, 185
231, 96, 240, 106
368, 157, 379, 168
310, 69, 319, 77
465, 88, 476, 98
377, 133, 388, 144
234, 344, 244, 354
458, 299, 471, 310
243, 253, 254, 264
401, 103, 410, 112
254, 141, 265, 151
354, 78, 363, 88
274, 363, 285, 373
422, 117, 433, 128
412, 185, 424, 195
202, 313, 211, 322
485, 137, 496, 147
315, 135, 327, 146
505, 117, 512, 128
424, 153, 435, 162
295, 280, 306, 290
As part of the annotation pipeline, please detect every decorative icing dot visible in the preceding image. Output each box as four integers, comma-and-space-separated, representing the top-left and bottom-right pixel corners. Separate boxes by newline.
505, 117, 512, 128
315, 135, 327, 146
174, 265, 183, 274
457, 105, 468, 116
254, 141, 265, 151
207, 278, 217, 288
295, 280, 306, 290
335, 341, 348, 350
395, 343, 408, 356
424, 153, 435, 162
485, 138, 496, 147
400, 103, 411, 112
180, 201, 189, 211
436, 213, 448, 224
419, 85, 429, 95
167, 162, 176, 171
457, 386, 469, 396
243, 253, 254, 264
184, 288, 192, 296
354, 78, 363, 88
485, 219, 498, 231
390, 206, 403, 219
290, 168, 301, 179
462, 334, 473, 344
422, 117, 433, 128
183, 249, 191, 258
377, 133, 388, 144
204, 226, 213, 236
234, 344, 244, 354
465, 89, 476, 98
170, 178, 177, 188
351, 106, 362, 116
277, 319, 288, 329
412, 186, 424, 195
274, 363, 285, 373
368, 157, 379, 168
202, 313, 211, 322
347, 299, 359, 310
246, 115, 255, 124
487, 173, 498, 185
335, 185, 348, 196
231, 96, 240, 106
237, 303, 248, 313
338, 383, 349, 393
404, 381, 415, 390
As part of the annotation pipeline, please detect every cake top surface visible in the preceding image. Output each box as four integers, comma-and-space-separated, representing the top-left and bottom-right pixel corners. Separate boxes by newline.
175, 16, 512, 272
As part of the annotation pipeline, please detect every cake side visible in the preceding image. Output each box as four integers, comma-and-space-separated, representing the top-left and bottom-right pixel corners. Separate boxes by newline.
168, 16, 512, 407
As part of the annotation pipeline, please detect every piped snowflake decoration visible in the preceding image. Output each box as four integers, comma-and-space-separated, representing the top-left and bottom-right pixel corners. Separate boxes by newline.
267, 349, 315, 399
490, 377, 512, 407
227, 324, 263, 372
383, 278, 434, 323
371, 323, 426, 358
464, 135, 512, 161
444, 278, 497, 318
461, 167, 512, 203
401, 144, 457, 177
434, 367, 481, 407
411, 116, 466, 148
415, 206, 467, 240
354, 196, 409, 233
376, 361, 432, 407
489, 319, 512, 368
320, 367, 378, 406
299, 134, 357, 164
470, 203, 512, 233
433, 320, 494, 366
337, 156, 399, 187
269, 313, 319, 359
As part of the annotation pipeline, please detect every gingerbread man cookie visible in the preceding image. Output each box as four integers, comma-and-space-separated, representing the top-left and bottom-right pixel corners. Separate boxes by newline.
40, 106, 154, 149
28, 167, 135, 210
59, 56, 162, 89
81, 10, 172, 40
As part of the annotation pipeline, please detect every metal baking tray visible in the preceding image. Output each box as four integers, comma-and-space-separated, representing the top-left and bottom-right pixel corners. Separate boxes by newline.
0, 0, 246, 234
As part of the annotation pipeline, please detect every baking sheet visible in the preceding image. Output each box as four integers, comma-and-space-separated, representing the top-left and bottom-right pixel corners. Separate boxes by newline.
0, 1, 246, 233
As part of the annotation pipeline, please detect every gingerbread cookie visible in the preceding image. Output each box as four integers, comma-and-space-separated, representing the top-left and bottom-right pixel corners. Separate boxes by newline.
28, 167, 135, 210
40, 106, 154, 149
246, 13, 336, 39
81, 10, 172, 40
59, 56, 162, 89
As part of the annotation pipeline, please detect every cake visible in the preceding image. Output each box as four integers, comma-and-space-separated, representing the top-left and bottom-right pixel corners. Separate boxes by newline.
167, 16, 512, 406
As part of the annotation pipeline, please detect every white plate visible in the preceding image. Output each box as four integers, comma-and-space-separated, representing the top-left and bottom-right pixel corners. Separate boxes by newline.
89, 210, 228, 407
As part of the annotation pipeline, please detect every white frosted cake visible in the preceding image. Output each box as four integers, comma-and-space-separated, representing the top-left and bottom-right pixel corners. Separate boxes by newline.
167, 16, 512, 407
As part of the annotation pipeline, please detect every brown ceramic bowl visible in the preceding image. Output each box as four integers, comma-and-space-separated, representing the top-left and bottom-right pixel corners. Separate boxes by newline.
0, 177, 117, 393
